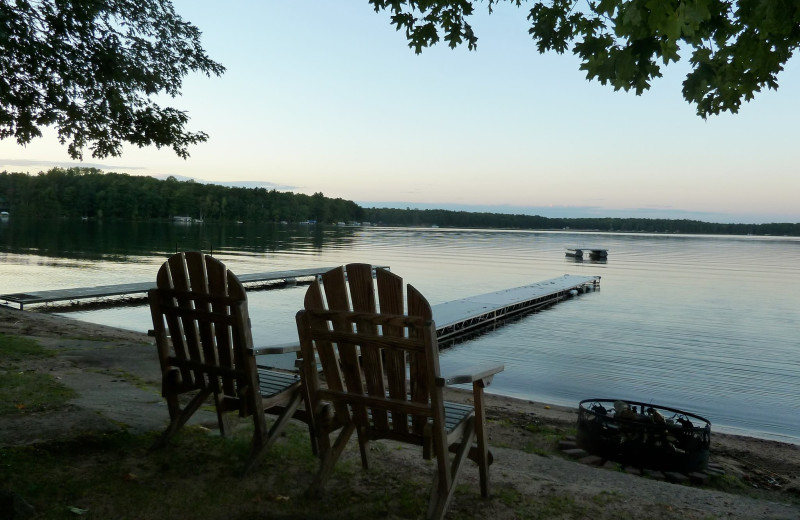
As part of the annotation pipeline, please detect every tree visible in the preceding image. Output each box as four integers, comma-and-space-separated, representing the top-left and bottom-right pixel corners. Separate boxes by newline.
369, 0, 800, 117
0, 0, 224, 159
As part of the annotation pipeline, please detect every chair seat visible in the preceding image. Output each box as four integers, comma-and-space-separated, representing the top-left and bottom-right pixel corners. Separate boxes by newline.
256, 366, 301, 398
363, 398, 473, 433
443, 401, 473, 433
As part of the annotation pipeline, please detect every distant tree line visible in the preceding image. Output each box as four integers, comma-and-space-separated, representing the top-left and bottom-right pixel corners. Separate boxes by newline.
0, 168, 362, 223
362, 208, 800, 236
1, 168, 797, 236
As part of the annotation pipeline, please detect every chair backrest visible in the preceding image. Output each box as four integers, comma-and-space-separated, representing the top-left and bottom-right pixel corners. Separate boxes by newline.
297, 263, 443, 441
149, 252, 255, 412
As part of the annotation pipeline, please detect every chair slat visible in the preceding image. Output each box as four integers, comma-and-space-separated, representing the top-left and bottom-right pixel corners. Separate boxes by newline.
376, 269, 408, 434
175, 253, 208, 389
306, 328, 426, 353
204, 256, 233, 395
317, 389, 433, 417
325, 270, 370, 429
347, 264, 388, 430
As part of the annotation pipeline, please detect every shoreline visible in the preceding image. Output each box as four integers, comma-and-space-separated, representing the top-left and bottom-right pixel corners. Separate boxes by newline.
1, 306, 799, 518
11, 304, 800, 447
1, 305, 798, 447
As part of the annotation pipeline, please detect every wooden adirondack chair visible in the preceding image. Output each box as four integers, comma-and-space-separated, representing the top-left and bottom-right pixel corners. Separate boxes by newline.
148, 251, 310, 473
296, 263, 503, 520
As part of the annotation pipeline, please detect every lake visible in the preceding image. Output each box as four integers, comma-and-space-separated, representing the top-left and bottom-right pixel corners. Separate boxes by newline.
1, 219, 798, 443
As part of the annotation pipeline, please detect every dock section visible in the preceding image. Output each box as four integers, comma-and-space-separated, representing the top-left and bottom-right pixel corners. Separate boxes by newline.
252, 273, 600, 358
0, 266, 371, 310
432, 274, 600, 343
566, 248, 608, 260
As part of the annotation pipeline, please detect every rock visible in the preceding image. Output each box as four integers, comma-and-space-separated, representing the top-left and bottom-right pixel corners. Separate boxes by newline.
562, 448, 588, 458
578, 455, 604, 466
644, 469, 666, 480
688, 472, 710, 485
664, 472, 690, 484
558, 440, 577, 450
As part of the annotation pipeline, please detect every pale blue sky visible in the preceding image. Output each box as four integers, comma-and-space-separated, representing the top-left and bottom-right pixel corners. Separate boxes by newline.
1, 1, 798, 223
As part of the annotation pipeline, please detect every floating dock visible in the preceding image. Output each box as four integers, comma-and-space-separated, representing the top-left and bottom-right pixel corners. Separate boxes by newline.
0, 267, 373, 310
432, 274, 600, 343
566, 248, 608, 260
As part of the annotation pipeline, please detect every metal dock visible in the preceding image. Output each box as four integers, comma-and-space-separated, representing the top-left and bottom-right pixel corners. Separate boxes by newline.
432, 274, 600, 343
2, 268, 600, 347
566, 248, 608, 260
0, 267, 364, 310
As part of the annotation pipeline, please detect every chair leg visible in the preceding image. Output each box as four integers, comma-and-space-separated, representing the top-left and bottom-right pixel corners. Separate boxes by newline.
242, 391, 304, 475
426, 417, 476, 520
311, 422, 355, 496
356, 424, 370, 470
472, 384, 491, 497
151, 388, 212, 450
214, 392, 235, 437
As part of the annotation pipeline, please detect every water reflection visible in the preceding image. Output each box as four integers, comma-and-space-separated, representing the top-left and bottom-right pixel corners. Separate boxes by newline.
0, 218, 362, 261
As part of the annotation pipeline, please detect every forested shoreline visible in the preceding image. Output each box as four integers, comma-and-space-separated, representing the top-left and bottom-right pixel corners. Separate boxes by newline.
1, 168, 798, 236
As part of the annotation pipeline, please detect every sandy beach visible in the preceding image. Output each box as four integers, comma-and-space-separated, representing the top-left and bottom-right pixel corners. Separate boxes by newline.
1, 306, 798, 519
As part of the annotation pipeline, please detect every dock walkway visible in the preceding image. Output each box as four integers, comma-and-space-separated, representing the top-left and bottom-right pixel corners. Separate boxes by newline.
0, 267, 351, 310
432, 274, 600, 343
255, 274, 600, 356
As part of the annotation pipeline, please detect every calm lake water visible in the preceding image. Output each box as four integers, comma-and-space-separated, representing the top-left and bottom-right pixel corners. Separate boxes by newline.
1, 219, 798, 443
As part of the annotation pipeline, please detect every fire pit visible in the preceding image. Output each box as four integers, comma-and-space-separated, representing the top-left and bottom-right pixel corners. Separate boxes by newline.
576, 399, 711, 473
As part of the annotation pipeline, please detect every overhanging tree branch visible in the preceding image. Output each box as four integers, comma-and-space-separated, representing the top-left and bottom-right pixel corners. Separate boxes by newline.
369, 0, 800, 117
0, 0, 224, 159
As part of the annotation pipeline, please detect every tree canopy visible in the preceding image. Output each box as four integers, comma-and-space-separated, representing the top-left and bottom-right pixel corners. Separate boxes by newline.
0, 0, 224, 159
369, 0, 799, 117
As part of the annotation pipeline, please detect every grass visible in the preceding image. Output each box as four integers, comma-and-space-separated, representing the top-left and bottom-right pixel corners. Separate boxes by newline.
0, 371, 77, 415
0, 423, 439, 520
494, 485, 591, 519
0, 334, 76, 415
0, 333, 55, 363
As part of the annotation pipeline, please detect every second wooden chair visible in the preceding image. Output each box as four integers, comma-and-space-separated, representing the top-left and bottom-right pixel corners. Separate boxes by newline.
296, 263, 503, 520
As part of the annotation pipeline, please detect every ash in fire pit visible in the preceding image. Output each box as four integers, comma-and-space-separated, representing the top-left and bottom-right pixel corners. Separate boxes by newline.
576, 399, 711, 473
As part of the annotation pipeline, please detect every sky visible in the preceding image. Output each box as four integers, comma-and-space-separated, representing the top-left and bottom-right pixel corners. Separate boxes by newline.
1, 1, 799, 224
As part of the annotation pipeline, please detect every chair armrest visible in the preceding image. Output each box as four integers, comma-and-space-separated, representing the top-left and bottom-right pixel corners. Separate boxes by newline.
436, 363, 505, 387
251, 342, 301, 356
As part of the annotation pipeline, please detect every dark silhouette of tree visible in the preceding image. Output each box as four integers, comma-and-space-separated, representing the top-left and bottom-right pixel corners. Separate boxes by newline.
0, 0, 224, 159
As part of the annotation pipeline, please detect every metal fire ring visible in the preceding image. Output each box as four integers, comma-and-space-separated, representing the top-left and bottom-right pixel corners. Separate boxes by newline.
577, 398, 712, 473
